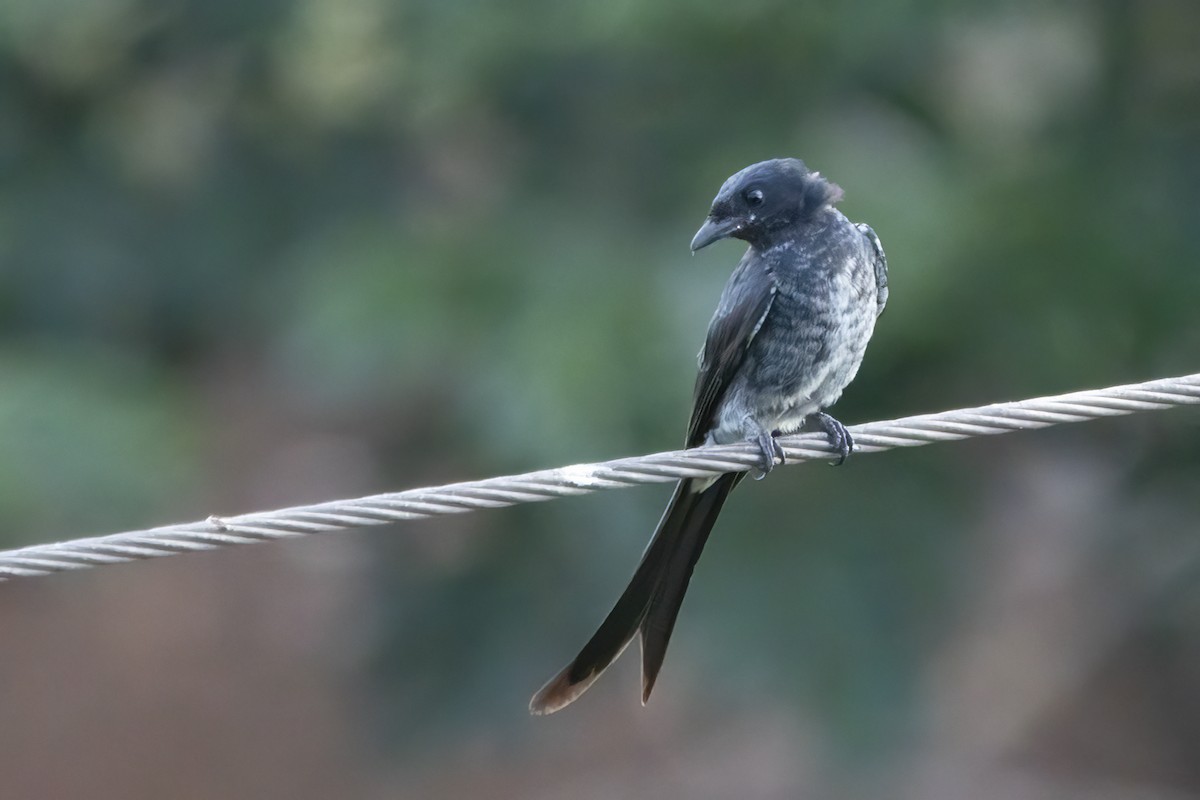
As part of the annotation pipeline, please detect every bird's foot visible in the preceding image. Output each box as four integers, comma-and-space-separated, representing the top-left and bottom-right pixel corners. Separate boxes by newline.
752, 430, 786, 480
810, 412, 854, 466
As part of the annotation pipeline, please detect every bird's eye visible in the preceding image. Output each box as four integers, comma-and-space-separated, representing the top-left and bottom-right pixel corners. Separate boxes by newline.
744, 189, 765, 207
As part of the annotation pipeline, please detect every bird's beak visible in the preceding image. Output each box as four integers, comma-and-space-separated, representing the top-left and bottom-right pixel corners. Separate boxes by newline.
690, 216, 743, 252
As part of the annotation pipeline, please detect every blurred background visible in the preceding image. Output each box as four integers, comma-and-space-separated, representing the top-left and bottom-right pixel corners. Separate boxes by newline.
0, 0, 1198, 797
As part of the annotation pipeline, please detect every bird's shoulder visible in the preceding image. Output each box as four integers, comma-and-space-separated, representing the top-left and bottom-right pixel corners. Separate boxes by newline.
854, 222, 888, 316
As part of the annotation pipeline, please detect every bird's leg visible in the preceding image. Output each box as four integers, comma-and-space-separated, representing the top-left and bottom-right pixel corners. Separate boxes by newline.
809, 412, 853, 466
752, 430, 786, 480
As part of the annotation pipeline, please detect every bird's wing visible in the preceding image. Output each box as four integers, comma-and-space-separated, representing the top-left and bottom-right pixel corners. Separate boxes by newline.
687, 254, 777, 447
856, 222, 888, 317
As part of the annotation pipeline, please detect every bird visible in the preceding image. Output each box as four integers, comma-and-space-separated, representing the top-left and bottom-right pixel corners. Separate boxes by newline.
529, 158, 889, 715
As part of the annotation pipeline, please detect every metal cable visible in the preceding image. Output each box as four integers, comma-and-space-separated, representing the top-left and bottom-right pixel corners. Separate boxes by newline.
1, 372, 1197, 582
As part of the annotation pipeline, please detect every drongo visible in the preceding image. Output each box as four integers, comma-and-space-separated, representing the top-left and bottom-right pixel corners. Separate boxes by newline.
531, 158, 889, 714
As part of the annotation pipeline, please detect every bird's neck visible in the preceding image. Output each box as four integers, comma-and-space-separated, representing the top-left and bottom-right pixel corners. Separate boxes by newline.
754, 208, 834, 253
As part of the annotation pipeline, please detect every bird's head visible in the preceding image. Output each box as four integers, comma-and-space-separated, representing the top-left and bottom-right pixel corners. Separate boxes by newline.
690, 158, 844, 252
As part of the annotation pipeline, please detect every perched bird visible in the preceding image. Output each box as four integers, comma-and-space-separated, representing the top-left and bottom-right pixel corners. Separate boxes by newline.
530, 158, 889, 715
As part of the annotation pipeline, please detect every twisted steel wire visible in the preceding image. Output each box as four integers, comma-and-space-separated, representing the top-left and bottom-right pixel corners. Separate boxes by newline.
1, 373, 1197, 582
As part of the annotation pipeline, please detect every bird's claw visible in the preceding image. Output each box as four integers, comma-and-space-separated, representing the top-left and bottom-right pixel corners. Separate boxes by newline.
811, 412, 853, 466
753, 431, 786, 480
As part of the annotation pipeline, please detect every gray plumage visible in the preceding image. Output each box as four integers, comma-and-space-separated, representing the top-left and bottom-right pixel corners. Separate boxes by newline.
530, 158, 888, 715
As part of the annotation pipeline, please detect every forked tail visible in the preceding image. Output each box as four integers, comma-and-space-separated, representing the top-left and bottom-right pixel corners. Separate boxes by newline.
530, 473, 741, 714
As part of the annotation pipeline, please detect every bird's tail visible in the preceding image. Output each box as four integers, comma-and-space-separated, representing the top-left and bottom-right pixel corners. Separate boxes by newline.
529, 472, 741, 715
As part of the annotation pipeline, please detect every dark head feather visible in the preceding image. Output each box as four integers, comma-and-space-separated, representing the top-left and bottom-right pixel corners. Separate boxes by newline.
698, 158, 843, 250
